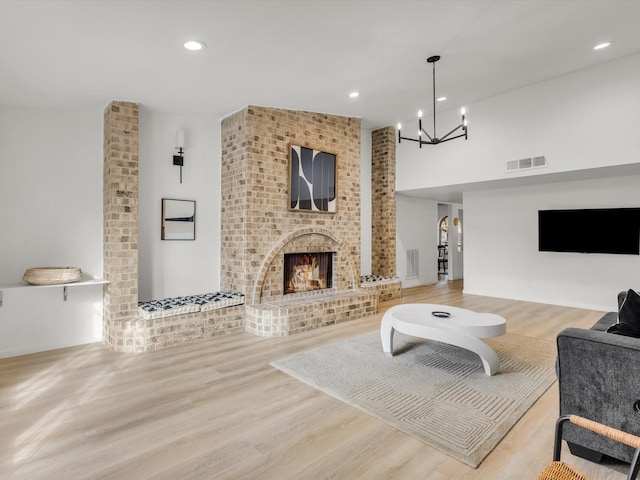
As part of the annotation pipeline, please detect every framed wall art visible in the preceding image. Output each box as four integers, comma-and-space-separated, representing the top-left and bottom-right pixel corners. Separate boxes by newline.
289, 145, 336, 213
161, 198, 196, 240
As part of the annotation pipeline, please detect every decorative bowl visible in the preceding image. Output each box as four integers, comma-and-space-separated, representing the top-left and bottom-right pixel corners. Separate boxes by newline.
23, 267, 83, 285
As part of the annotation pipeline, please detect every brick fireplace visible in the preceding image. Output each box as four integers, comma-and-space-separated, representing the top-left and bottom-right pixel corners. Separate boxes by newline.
221, 106, 377, 336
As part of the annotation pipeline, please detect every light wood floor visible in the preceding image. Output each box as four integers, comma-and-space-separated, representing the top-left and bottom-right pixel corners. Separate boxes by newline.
0, 281, 629, 479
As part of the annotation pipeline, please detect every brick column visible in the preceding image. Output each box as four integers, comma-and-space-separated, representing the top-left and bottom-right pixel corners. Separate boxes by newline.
103, 101, 139, 347
371, 126, 396, 276
220, 108, 249, 296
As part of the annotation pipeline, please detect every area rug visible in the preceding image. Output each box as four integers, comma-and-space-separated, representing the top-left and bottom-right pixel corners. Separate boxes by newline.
271, 330, 557, 468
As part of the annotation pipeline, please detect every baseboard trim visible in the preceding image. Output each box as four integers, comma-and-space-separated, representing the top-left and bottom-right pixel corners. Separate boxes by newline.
461, 288, 611, 313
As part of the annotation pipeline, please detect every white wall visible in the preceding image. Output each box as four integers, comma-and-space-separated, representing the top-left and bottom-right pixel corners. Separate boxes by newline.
396, 195, 439, 287
464, 175, 640, 311
360, 126, 372, 276
138, 108, 220, 301
0, 106, 104, 358
396, 53, 640, 191
446, 203, 464, 280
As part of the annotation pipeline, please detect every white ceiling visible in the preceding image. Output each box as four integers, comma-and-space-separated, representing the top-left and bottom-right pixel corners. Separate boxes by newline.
1, 0, 640, 131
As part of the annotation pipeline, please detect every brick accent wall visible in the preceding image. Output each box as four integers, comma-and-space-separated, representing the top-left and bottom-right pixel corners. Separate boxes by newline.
103, 101, 140, 348
221, 106, 362, 304
371, 126, 397, 276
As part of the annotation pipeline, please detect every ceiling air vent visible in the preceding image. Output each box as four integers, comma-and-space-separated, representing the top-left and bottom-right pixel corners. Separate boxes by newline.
506, 155, 547, 173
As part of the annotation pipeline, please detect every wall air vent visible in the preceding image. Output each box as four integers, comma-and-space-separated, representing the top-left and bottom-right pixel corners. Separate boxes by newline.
506, 155, 547, 173
406, 249, 419, 279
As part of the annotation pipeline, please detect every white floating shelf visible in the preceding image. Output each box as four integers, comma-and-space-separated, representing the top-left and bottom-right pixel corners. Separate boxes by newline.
0, 278, 109, 306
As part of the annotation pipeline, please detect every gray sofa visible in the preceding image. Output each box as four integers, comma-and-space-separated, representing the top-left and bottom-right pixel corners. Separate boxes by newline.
556, 291, 640, 463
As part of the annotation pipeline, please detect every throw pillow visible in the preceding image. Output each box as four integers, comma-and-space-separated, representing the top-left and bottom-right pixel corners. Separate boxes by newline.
606, 289, 640, 338
619, 289, 640, 325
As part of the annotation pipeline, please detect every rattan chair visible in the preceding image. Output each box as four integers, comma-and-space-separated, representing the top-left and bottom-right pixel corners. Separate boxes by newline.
538, 415, 640, 480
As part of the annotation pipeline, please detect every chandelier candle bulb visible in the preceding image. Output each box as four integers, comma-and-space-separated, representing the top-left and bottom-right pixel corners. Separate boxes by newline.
176, 130, 185, 149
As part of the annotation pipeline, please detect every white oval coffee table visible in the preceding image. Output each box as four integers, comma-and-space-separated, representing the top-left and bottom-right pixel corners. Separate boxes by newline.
380, 304, 507, 376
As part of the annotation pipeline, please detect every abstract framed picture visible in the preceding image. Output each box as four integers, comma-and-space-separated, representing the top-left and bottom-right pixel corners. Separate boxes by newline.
289, 145, 336, 213
161, 198, 196, 240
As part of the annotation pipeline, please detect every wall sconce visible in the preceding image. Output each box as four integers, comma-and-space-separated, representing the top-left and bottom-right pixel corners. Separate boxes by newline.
173, 130, 185, 184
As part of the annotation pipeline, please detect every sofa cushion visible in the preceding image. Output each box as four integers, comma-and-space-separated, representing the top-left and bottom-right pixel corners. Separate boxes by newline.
592, 311, 618, 332
138, 296, 200, 320
193, 292, 245, 312
138, 292, 246, 319
606, 322, 640, 337
606, 289, 640, 337
619, 289, 640, 324
619, 290, 630, 310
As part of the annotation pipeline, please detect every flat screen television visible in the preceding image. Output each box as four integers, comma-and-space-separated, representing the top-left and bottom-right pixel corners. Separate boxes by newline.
538, 208, 640, 255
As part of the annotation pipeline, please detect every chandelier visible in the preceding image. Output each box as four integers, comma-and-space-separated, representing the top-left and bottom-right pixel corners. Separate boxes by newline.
397, 55, 468, 147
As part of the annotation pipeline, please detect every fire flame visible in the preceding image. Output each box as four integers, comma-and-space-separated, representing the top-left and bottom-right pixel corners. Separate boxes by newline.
286, 255, 328, 294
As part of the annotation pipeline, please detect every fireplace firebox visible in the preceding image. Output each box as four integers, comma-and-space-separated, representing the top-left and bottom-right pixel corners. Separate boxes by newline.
284, 252, 334, 295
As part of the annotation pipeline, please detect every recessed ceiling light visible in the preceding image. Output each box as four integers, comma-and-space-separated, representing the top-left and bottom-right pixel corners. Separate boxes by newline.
349, 91, 360, 98
436, 96, 447, 102
593, 42, 612, 50
184, 40, 206, 51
